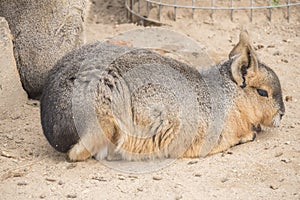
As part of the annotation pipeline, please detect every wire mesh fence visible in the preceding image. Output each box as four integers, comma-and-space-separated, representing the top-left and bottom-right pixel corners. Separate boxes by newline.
125, 0, 300, 23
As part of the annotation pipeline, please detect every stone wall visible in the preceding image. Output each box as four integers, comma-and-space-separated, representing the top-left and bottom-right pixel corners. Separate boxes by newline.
0, 0, 90, 98
0, 17, 27, 119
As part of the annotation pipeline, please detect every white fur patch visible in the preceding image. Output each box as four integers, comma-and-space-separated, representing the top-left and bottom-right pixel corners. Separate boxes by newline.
94, 146, 108, 160
272, 114, 281, 127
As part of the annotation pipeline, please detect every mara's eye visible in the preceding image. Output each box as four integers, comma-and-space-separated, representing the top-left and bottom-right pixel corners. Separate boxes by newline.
257, 89, 268, 97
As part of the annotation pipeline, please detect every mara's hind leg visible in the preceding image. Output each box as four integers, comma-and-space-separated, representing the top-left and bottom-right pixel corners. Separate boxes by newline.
94, 142, 122, 161
68, 120, 122, 162
68, 140, 92, 161
68, 133, 110, 162
96, 124, 123, 161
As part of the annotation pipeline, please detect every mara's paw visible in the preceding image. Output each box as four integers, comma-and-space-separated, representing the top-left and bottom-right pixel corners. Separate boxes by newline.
106, 152, 122, 161
68, 142, 91, 162
238, 132, 257, 145
93, 147, 122, 161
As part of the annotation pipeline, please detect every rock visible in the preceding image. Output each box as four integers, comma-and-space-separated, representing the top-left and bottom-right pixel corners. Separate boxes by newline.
226, 151, 233, 155
0, 17, 27, 119
128, 175, 138, 179
282, 39, 292, 43
187, 160, 198, 165
194, 173, 202, 177
2, 171, 26, 180
256, 44, 264, 49
153, 176, 163, 181
45, 177, 57, 182
17, 181, 28, 186
273, 51, 281, 56
1, 150, 16, 159
0, 1, 90, 98
58, 180, 65, 185
221, 177, 229, 183
281, 158, 291, 163
221, 150, 233, 157
275, 152, 283, 157
91, 175, 107, 182
285, 96, 293, 102
66, 163, 77, 170
270, 184, 279, 190
118, 176, 126, 180
67, 194, 77, 199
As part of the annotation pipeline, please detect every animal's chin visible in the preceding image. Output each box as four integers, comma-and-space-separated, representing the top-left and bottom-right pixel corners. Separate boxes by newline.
272, 114, 281, 127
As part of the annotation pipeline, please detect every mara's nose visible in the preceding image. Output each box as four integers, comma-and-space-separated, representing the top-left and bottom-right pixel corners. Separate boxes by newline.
280, 112, 285, 120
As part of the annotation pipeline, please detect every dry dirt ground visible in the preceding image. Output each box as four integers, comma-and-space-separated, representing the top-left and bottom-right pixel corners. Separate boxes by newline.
1, 0, 300, 199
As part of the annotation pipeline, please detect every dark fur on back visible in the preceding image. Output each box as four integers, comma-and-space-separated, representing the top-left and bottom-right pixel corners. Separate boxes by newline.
41, 43, 98, 152
41, 42, 136, 152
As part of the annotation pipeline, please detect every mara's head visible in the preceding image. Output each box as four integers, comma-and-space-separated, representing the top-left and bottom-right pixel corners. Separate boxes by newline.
229, 30, 285, 128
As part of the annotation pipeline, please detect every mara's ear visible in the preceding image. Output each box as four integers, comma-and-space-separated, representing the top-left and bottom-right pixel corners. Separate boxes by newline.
229, 30, 258, 88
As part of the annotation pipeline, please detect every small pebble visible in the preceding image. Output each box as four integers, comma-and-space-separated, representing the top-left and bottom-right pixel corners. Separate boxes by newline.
282, 39, 291, 43
1, 151, 16, 158
128, 175, 138, 179
221, 178, 229, 183
281, 158, 291, 163
221, 151, 233, 157
275, 152, 283, 157
91, 176, 107, 182
67, 194, 77, 198
5, 135, 13, 140
194, 173, 202, 177
285, 96, 293, 102
270, 185, 279, 190
45, 177, 56, 182
58, 180, 65, 185
17, 181, 28, 186
257, 44, 264, 49
187, 160, 198, 165
66, 163, 77, 170
279, 178, 285, 182
273, 51, 281, 56
153, 176, 163, 181
39, 194, 46, 199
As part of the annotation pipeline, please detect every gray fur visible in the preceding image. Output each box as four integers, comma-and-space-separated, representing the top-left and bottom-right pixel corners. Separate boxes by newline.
41, 42, 133, 152
41, 41, 234, 155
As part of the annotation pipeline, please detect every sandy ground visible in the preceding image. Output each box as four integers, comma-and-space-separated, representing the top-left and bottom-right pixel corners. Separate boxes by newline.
1, 0, 300, 199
